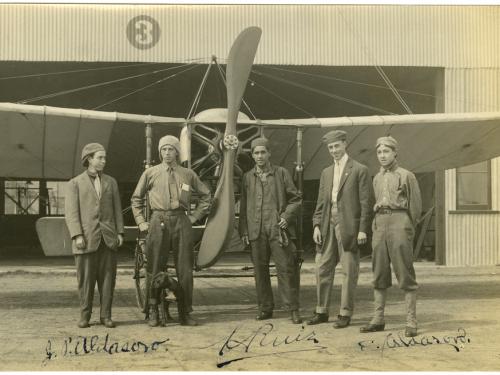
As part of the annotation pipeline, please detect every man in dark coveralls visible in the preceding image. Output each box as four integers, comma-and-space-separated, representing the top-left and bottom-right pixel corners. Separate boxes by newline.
360, 136, 422, 337
131, 135, 211, 327
239, 137, 303, 324
65, 143, 124, 329
307, 130, 373, 327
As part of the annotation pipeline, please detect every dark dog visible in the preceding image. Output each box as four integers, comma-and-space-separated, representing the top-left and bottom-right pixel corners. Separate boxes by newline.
151, 272, 186, 324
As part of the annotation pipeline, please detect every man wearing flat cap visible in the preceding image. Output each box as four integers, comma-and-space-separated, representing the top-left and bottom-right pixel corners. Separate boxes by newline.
307, 130, 373, 327
131, 135, 211, 327
360, 136, 422, 338
239, 137, 303, 324
65, 143, 124, 329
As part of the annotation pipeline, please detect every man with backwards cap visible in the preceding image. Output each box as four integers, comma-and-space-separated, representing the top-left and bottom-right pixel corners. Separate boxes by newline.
65, 143, 124, 328
307, 130, 373, 327
360, 136, 422, 337
239, 137, 303, 324
131, 135, 211, 327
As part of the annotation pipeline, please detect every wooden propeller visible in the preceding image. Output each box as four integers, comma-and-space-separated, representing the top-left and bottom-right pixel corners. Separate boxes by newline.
196, 27, 262, 268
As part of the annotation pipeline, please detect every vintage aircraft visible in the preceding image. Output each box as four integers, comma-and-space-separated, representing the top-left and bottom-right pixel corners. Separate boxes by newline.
2, 27, 500, 269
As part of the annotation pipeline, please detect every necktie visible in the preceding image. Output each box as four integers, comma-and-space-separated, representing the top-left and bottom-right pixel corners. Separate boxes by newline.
94, 175, 101, 199
168, 169, 179, 209
332, 161, 341, 203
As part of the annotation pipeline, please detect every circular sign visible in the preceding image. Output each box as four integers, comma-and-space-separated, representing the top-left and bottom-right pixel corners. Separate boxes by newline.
126, 15, 161, 50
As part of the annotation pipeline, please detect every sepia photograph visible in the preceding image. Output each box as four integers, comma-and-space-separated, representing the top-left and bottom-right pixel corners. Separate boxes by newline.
0, 2, 499, 371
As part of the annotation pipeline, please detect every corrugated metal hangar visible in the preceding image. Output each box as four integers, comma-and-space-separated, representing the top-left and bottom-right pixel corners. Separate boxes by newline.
0, 4, 499, 266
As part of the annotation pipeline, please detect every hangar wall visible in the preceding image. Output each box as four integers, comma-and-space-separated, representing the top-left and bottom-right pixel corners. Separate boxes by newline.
444, 68, 500, 266
0, 4, 498, 68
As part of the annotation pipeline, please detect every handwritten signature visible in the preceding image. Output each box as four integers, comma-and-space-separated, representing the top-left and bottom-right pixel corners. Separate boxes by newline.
217, 323, 326, 368
43, 333, 169, 364
358, 328, 471, 356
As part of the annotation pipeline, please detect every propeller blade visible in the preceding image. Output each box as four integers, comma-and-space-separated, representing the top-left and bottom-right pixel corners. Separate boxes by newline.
196, 27, 262, 269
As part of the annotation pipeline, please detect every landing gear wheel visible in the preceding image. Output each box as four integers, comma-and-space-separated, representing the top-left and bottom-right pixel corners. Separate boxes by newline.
133, 238, 147, 310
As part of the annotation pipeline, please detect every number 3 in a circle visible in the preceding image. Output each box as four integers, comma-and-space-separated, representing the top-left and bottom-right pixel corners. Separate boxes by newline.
127, 15, 160, 50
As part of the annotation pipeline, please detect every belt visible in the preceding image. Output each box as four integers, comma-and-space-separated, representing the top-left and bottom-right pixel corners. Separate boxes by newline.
152, 209, 186, 216
377, 207, 406, 215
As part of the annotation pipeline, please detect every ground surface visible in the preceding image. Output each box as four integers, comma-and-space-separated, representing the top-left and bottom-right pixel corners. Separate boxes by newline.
0, 252, 499, 371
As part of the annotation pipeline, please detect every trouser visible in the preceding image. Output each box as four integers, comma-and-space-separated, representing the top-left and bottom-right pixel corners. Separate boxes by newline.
250, 224, 299, 313
145, 210, 193, 313
371, 211, 418, 327
74, 241, 117, 321
371, 212, 418, 291
314, 215, 360, 316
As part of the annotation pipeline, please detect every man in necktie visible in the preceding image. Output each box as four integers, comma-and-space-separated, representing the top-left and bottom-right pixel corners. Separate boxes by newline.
239, 138, 303, 324
360, 136, 422, 337
307, 130, 374, 327
131, 135, 211, 327
65, 143, 124, 328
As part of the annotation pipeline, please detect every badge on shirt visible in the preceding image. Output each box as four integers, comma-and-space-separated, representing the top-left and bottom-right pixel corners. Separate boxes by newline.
181, 183, 190, 192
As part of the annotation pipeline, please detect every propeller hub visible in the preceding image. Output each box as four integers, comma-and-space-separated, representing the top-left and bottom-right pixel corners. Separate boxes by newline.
223, 134, 239, 150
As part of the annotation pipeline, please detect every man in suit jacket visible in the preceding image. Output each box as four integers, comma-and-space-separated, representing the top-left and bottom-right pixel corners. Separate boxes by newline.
65, 143, 124, 328
307, 130, 373, 327
239, 137, 303, 324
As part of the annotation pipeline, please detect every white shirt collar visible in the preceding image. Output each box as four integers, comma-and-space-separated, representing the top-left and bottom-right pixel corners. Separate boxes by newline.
334, 153, 348, 168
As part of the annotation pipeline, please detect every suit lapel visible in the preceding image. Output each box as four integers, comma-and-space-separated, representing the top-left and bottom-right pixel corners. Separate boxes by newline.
100, 174, 109, 196
338, 158, 353, 193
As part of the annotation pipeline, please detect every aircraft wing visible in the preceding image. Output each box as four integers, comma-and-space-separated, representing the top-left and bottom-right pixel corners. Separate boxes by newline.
0, 102, 186, 181
257, 112, 500, 177
2, 102, 500, 181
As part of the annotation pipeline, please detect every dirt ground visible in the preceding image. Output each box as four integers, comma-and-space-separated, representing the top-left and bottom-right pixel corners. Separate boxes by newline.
0, 255, 499, 371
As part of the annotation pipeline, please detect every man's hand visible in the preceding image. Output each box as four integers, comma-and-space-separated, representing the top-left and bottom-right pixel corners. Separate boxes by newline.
278, 217, 288, 229
117, 234, 124, 247
188, 215, 197, 225
241, 235, 250, 246
138, 222, 149, 233
313, 226, 322, 246
75, 235, 86, 250
357, 231, 367, 245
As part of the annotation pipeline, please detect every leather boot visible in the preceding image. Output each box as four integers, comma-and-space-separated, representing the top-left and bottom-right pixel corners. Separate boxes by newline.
405, 291, 417, 336
360, 288, 386, 333
148, 305, 159, 327
372, 288, 387, 325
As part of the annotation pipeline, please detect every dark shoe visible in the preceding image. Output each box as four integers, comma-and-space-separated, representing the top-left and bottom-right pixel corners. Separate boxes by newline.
291, 310, 303, 324
405, 326, 417, 337
148, 306, 159, 327
359, 323, 385, 333
180, 314, 198, 326
332, 315, 351, 329
306, 313, 329, 325
255, 311, 273, 321
77, 319, 90, 328
100, 318, 116, 328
